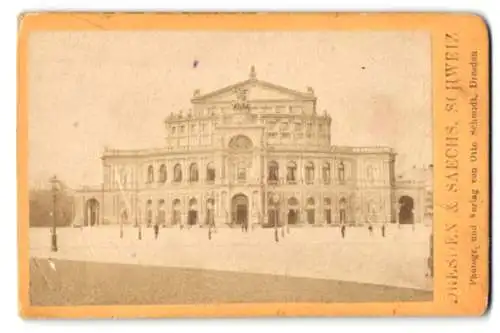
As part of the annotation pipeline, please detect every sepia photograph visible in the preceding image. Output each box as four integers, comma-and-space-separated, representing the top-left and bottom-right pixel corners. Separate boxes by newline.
26, 29, 434, 307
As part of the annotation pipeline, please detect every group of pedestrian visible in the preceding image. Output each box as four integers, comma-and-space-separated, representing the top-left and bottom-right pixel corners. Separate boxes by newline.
338, 223, 388, 239
240, 219, 249, 232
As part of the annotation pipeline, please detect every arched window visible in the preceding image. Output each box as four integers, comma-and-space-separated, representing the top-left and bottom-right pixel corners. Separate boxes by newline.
229, 135, 253, 150
338, 161, 345, 182
306, 197, 315, 224
158, 164, 167, 183
268, 160, 279, 182
286, 161, 297, 183
324, 198, 332, 225
188, 198, 198, 225
322, 162, 331, 184
189, 163, 199, 182
206, 198, 215, 225
173, 164, 182, 183
339, 197, 347, 224
172, 199, 181, 225
206, 162, 216, 182
147, 165, 154, 183
339, 197, 347, 208
157, 199, 165, 225
305, 161, 315, 184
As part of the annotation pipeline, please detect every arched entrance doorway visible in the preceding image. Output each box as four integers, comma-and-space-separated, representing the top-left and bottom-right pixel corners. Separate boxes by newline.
324, 198, 332, 224
84, 198, 99, 226
172, 199, 181, 225
158, 199, 166, 226
267, 193, 280, 228
287, 197, 299, 225
231, 194, 249, 227
339, 197, 347, 224
146, 199, 153, 227
188, 198, 198, 226
206, 198, 215, 226
398, 195, 415, 224
306, 197, 315, 224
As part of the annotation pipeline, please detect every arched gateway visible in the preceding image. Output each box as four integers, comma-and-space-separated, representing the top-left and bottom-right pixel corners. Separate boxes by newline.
287, 197, 299, 225
84, 198, 99, 226
231, 194, 249, 227
398, 195, 415, 224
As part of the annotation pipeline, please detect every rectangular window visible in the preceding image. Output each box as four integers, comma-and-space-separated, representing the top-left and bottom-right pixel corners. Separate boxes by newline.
306, 122, 312, 137
237, 167, 246, 181
180, 125, 185, 134
191, 124, 197, 133
171, 126, 176, 135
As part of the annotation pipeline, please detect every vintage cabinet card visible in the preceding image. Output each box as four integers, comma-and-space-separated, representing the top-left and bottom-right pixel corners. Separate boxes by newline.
17, 12, 490, 318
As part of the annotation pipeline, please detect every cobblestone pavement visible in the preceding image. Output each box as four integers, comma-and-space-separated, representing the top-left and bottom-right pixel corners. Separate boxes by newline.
29, 224, 433, 292
29, 258, 433, 306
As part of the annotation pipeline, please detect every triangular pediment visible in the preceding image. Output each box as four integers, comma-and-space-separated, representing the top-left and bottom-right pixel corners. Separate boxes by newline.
192, 79, 316, 104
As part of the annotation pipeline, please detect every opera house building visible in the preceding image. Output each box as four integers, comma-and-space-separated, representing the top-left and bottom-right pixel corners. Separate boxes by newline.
74, 67, 431, 229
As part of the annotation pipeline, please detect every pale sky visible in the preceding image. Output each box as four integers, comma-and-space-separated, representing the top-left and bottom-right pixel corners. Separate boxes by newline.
28, 31, 432, 188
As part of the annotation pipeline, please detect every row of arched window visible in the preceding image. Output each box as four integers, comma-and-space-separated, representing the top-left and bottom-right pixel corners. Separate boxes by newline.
146, 163, 216, 184
145, 160, 347, 184
137, 196, 348, 225
268, 160, 346, 184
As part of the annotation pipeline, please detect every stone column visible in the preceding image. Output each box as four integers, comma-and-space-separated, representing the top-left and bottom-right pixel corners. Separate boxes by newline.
200, 193, 206, 226
220, 154, 226, 181
301, 209, 307, 225
298, 157, 304, 184
315, 158, 321, 184
263, 190, 268, 226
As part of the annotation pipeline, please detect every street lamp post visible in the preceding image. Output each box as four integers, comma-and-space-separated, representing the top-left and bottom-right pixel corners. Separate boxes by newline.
49, 175, 59, 252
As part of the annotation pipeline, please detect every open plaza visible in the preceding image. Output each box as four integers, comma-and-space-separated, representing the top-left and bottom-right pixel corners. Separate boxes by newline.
30, 224, 433, 296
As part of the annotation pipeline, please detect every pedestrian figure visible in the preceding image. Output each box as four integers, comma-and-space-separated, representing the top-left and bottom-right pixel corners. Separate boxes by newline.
368, 224, 373, 236
154, 223, 159, 239
381, 224, 386, 238
341, 224, 346, 239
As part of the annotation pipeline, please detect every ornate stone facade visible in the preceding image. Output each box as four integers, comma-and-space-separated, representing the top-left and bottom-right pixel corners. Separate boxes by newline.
74, 67, 429, 228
